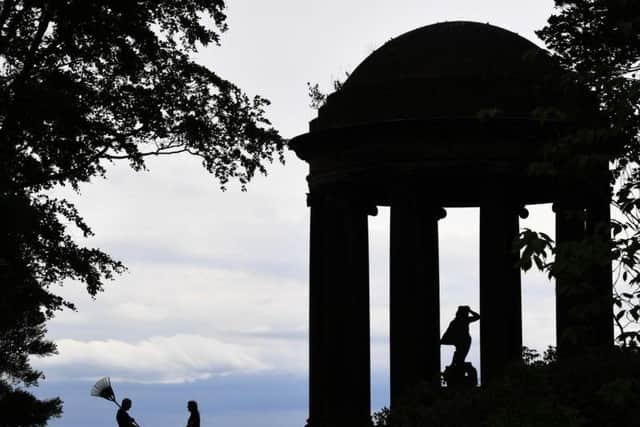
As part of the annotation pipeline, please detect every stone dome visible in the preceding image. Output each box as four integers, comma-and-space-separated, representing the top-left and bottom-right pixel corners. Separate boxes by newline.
310, 21, 583, 131
290, 21, 598, 205
345, 21, 553, 89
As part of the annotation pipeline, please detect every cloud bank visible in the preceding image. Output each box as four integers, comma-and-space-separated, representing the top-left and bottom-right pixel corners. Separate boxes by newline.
41, 334, 269, 383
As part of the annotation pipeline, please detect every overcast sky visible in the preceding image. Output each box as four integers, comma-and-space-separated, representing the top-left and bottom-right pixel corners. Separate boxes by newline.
33, 1, 560, 426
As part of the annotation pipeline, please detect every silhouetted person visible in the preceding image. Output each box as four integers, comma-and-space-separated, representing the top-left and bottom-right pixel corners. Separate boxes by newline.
116, 398, 136, 427
186, 400, 200, 427
441, 305, 480, 365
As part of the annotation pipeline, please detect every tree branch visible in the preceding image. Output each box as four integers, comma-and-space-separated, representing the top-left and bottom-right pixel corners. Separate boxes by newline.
15, 144, 113, 190
0, 0, 28, 54
0, 3, 52, 141
0, 0, 15, 35
17, 141, 194, 189
15, 3, 53, 85
103, 147, 190, 159
624, 65, 640, 74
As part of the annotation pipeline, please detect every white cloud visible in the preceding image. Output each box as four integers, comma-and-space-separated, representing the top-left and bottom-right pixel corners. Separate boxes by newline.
45, 263, 308, 342
40, 334, 270, 384
37, 261, 310, 383
53, 152, 309, 275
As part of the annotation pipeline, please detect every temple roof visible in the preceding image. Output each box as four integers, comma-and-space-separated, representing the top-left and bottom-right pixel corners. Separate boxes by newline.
343, 21, 553, 90
290, 21, 600, 204
309, 21, 581, 131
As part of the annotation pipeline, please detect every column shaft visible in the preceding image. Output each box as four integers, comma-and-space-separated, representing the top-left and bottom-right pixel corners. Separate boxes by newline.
555, 185, 613, 355
554, 202, 587, 354
554, 202, 585, 353
309, 192, 371, 427
586, 194, 613, 348
390, 201, 441, 406
479, 204, 522, 384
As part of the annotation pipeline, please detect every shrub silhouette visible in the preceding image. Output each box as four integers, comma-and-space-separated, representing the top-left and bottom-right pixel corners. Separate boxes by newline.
373, 347, 640, 427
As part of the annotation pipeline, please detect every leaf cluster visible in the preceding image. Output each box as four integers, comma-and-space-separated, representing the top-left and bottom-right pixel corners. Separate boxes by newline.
306, 72, 348, 110
0, 379, 62, 427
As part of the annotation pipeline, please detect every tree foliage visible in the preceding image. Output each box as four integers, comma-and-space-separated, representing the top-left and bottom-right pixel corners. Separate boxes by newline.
518, 0, 640, 346
0, 379, 62, 427
306, 72, 348, 110
0, 0, 284, 424
373, 348, 640, 427
0, 0, 284, 191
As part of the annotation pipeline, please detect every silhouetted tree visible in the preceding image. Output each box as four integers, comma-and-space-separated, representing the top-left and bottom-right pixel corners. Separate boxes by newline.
0, 1, 284, 424
0, 379, 62, 427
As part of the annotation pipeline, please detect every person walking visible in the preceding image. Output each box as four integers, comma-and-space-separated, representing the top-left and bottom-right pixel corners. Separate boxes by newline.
186, 400, 200, 427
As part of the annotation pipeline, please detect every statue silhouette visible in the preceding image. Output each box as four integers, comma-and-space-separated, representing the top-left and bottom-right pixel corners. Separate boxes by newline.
441, 306, 480, 387
441, 306, 480, 365
186, 400, 200, 427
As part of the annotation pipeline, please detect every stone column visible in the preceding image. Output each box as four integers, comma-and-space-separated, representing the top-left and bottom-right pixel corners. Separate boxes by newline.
585, 189, 613, 349
554, 200, 586, 355
308, 191, 371, 427
479, 203, 522, 384
555, 175, 612, 355
390, 198, 444, 406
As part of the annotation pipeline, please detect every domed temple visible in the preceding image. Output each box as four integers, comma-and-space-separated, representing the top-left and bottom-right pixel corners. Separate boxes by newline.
290, 21, 612, 427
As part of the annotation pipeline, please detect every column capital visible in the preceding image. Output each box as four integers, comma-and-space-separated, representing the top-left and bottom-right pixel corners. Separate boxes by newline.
430, 206, 447, 220
518, 206, 529, 219
417, 204, 447, 220
391, 195, 446, 220
552, 200, 584, 212
307, 190, 376, 214
480, 201, 527, 219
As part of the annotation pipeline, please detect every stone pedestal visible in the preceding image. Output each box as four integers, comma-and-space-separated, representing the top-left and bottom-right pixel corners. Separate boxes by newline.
442, 362, 478, 388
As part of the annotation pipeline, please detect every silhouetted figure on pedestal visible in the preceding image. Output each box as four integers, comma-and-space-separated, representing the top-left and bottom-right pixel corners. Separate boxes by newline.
186, 400, 200, 427
441, 306, 480, 387
116, 398, 136, 427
